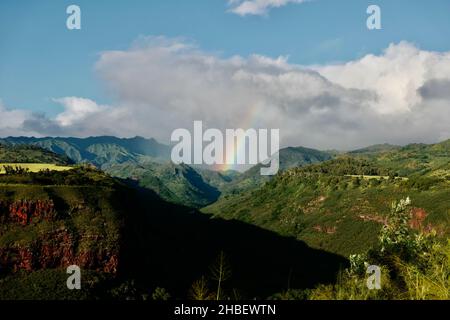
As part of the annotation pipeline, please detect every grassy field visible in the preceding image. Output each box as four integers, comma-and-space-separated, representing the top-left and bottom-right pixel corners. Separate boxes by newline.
0, 163, 73, 174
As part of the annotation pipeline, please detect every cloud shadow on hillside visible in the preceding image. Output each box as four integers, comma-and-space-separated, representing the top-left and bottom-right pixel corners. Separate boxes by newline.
120, 182, 348, 298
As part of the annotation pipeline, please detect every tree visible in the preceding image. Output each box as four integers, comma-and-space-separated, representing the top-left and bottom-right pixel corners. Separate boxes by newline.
209, 251, 232, 300
2, 165, 29, 175
189, 276, 212, 300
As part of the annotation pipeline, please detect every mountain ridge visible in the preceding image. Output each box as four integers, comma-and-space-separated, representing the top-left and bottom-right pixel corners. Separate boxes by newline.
0, 136, 171, 167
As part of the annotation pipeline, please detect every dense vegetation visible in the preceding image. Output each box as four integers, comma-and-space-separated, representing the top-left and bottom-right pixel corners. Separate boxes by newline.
0, 139, 448, 300
105, 162, 223, 208
215, 146, 333, 195
351, 139, 450, 178
309, 198, 449, 300
0, 166, 130, 299
205, 158, 449, 256
0, 166, 347, 300
0, 144, 72, 165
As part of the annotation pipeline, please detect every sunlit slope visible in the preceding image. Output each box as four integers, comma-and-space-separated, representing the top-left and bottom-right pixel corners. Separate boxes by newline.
204, 158, 449, 257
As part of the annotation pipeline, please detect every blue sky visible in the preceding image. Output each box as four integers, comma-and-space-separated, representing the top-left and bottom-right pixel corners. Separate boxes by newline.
1, 0, 449, 116
0, 0, 449, 150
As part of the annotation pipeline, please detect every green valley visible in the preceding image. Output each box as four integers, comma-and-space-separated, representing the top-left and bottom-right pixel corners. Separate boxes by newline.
0, 138, 448, 300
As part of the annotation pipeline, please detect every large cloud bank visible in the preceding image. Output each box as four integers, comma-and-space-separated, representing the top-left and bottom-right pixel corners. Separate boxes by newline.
3, 38, 450, 150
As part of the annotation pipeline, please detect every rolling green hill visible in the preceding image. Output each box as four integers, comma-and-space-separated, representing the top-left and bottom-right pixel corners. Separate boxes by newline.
204, 157, 450, 257
0, 144, 72, 165
0, 137, 448, 300
104, 145, 333, 207
349, 143, 401, 155
105, 161, 222, 208
0, 138, 336, 207
350, 139, 450, 178
0, 136, 170, 167
215, 146, 334, 195
0, 159, 346, 300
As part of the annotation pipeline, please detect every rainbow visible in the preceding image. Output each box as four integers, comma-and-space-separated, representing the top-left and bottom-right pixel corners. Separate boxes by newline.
214, 103, 261, 172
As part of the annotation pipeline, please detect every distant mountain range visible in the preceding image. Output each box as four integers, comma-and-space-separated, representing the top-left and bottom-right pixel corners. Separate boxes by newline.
0, 136, 170, 167
1, 136, 449, 208
0, 136, 336, 207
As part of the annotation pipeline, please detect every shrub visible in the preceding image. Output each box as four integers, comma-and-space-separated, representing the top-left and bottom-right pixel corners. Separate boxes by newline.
310, 197, 449, 300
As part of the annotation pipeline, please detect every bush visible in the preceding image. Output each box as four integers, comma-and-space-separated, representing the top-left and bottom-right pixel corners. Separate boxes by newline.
310, 197, 449, 300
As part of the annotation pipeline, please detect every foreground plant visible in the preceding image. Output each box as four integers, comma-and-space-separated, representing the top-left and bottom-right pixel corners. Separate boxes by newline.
310, 197, 449, 300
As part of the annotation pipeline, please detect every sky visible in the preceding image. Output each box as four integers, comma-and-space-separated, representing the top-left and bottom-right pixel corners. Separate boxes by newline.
0, 0, 449, 150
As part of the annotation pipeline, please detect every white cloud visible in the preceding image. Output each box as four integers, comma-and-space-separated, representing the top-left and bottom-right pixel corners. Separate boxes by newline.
53, 97, 108, 126
1, 38, 450, 150
227, 0, 309, 16
314, 42, 450, 114
91, 38, 450, 149
0, 100, 32, 137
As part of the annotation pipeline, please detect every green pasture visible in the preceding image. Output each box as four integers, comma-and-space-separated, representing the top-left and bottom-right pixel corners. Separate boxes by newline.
0, 163, 73, 174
